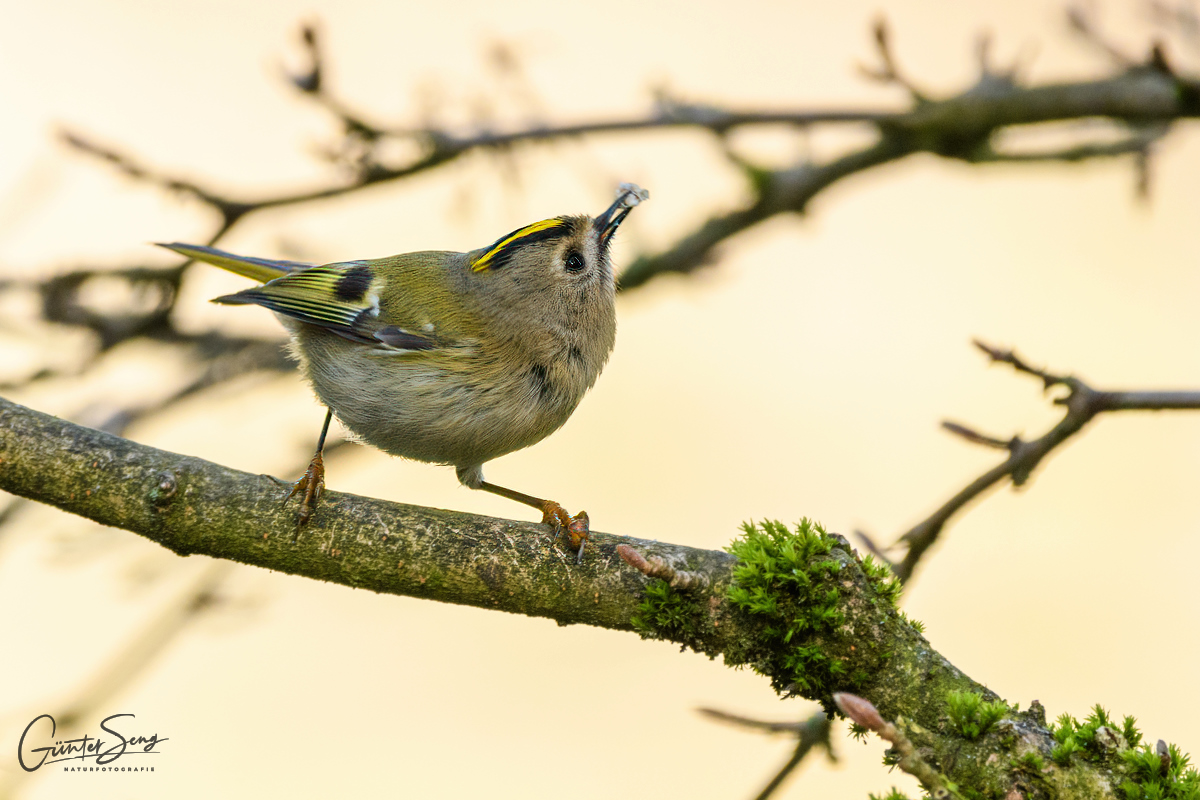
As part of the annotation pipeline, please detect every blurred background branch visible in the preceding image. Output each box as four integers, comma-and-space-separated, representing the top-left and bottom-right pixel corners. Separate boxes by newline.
857, 340, 1200, 584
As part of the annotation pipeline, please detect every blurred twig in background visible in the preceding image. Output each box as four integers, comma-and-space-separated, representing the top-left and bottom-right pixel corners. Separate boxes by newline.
856, 341, 1200, 584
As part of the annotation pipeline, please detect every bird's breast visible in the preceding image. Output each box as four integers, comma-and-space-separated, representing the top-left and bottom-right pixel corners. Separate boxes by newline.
296, 329, 593, 469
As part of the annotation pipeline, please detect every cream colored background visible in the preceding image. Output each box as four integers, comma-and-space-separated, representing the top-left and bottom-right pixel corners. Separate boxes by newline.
1, 1, 1198, 798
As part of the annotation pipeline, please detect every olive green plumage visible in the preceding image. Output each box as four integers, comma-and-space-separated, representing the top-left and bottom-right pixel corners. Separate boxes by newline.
159, 185, 646, 504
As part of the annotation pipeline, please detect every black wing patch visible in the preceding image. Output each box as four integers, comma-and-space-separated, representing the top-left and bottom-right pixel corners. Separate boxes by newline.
213, 262, 378, 342
334, 263, 373, 301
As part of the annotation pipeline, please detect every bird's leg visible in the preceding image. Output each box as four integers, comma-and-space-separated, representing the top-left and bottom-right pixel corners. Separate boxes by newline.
477, 481, 590, 563
284, 408, 333, 537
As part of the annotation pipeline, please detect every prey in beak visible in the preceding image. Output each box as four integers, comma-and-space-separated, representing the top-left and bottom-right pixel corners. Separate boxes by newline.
595, 182, 650, 245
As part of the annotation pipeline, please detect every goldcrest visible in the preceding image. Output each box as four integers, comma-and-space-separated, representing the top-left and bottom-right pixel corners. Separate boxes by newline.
159, 183, 648, 562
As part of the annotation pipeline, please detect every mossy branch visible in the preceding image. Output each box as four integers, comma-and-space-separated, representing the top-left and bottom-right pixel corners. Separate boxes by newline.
0, 394, 727, 629
2, 393, 1194, 797
0, 395, 969, 711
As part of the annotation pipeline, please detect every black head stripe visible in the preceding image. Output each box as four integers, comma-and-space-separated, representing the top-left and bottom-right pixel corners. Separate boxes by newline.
473, 218, 572, 272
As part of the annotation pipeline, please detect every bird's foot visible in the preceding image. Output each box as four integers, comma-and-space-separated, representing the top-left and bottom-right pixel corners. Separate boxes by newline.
541, 501, 590, 564
284, 451, 325, 538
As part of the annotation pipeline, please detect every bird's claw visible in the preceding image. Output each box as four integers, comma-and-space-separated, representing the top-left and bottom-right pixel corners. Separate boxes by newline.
284, 451, 325, 538
541, 501, 590, 564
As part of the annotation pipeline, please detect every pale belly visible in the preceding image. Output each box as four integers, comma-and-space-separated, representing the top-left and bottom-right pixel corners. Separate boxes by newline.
292, 328, 585, 474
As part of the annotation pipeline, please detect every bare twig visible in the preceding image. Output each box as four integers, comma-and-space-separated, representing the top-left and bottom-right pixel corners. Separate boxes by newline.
287, 22, 377, 137
698, 708, 834, 800
698, 707, 815, 736
882, 341, 1200, 583
859, 17, 930, 101
834, 693, 956, 799
616, 544, 711, 591
59, 131, 254, 228
940, 421, 1013, 450
971, 127, 1168, 164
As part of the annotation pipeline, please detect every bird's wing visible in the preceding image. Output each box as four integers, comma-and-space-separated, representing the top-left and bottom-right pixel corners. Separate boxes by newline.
157, 242, 315, 283
211, 260, 441, 351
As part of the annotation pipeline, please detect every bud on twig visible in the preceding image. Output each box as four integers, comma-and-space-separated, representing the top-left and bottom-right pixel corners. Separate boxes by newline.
833, 693, 884, 732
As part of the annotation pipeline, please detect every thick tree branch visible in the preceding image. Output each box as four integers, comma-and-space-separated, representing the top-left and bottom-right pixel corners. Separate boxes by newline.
0, 395, 970, 694
0, 394, 729, 629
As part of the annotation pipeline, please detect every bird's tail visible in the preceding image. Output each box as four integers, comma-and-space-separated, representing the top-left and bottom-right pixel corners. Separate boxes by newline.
156, 242, 314, 284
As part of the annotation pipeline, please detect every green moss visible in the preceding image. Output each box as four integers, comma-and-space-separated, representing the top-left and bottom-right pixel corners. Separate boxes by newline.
1123, 715, 1145, 750
1051, 737, 1085, 765
1047, 705, 1199, 799
724, 519, 850, 697
859, 552, 903, 608
868, 789, 912, 800
898, 610, 925, 634
1013, 751, 1046, 773
630, 578, 703, 644
631, 518, 901, 710
859, 549, 926, 634
946, 689, 1010, 740
1050, 705, 1124, 764
1119, 742, 1200, 800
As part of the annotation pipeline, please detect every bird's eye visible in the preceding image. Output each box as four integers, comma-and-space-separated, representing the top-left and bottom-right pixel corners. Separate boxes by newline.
564, 251, 586, 273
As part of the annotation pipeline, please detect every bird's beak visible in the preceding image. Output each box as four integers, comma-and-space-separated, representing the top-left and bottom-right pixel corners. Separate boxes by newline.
595, 183, 649, 245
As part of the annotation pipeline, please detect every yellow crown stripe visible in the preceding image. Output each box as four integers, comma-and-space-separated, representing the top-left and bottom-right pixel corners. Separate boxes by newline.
471, 218, 568, 272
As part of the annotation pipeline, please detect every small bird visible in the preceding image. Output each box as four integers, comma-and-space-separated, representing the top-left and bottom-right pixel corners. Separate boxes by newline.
160, 183, 647, 562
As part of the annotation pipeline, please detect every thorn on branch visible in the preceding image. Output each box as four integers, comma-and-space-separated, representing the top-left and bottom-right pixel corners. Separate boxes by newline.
617, 544, 710, 592
1136, 146, 1153, 200
977, 30, 994, 77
